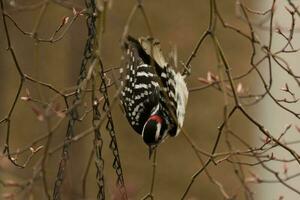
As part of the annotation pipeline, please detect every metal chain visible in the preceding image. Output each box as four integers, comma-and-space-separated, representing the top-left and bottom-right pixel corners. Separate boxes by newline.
92, 79, 105, 200
90, 0, 128, 199
98, 58, 128, 200
53, 0, 126, 198
53, 109, 77, 200
52, 0, 101, 199
85, 0, 106, 199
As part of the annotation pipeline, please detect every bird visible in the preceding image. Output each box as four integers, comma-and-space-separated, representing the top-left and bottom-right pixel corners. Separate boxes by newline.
120, 36, 188, 158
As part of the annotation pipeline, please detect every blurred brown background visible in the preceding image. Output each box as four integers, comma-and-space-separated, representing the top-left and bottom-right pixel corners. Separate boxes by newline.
0, 0, 257, 199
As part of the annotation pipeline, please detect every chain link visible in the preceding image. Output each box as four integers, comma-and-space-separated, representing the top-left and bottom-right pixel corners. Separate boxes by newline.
53, 0, 100, 199
85, 0, 107, 199
53, 0, 126, 199
98, 58, 128, 200
93, 89, 105, 200
90, 0, 127, 198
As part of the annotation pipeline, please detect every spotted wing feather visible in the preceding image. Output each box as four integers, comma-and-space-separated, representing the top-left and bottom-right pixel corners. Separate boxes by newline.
120, 36, 161, 134
139, 37, 187, 136
120, 36, 188, 137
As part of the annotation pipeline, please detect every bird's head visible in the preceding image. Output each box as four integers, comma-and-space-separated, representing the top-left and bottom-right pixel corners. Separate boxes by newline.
142, 104, 167, 158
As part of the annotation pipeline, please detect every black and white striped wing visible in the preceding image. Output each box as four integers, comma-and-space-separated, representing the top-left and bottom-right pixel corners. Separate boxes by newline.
120, 38, 160, 134
141, 38, 188, 136
120, 36, 188, 137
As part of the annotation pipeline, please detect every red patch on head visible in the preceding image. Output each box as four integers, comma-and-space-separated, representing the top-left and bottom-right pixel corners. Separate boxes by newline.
148, 115, 163, 124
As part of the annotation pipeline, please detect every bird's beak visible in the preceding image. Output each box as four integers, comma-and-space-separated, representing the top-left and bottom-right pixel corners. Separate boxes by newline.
148, 146, 155, 159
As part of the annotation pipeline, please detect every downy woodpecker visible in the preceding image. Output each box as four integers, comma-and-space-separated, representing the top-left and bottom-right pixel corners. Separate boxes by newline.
120, 36, 188, 157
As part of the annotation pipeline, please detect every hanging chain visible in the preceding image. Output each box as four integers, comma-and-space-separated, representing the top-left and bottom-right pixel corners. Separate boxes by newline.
53, 109, 77, 200
86, 0, 106, 199
53, 0, 126, 199
53, 0, 101, 199
92, 75, 105, 200
91, 0, 127, 198
98, 58, 128, 200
